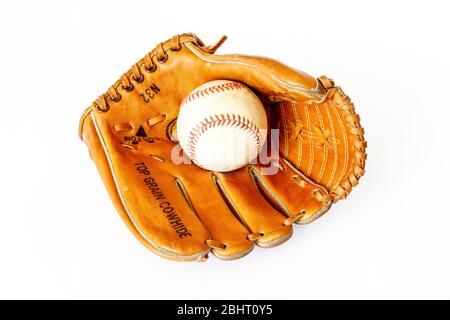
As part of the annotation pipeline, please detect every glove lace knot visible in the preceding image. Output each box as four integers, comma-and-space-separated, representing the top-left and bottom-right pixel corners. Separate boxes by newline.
205, 240, 227, 250
283, 211, 306, 226
247, 232, 264, 242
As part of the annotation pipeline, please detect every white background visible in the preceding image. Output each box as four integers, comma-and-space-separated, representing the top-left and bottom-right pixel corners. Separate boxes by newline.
0, 0, 449, 299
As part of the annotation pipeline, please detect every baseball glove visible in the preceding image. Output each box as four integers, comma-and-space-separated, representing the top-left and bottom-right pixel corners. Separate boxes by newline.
79, 33, 366, 261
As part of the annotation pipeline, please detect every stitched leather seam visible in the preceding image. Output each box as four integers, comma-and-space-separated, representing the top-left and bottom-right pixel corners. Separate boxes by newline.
324, 101, 339, 187
329, 86, 367, 201
281, 158, 333, 223
257, 231, 293, 248
213, 242, 255, 260
212, 175, 251, 230
94, 34, 209, 112
186, 114, 262, 168
90, 111, 210, 261
249, 168, 292, 218
181, 82, 247, 105
185, 42, 327, 101
331, 98, 349, 189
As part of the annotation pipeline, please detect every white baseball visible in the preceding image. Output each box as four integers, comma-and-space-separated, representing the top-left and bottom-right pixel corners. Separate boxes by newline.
177, 80, 267, 172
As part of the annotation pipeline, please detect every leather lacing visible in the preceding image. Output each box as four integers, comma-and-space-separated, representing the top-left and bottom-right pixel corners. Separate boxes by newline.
205, 231, 265, 251
118, 114, 167, 152
94, 33, 227, 113
270, 158, 332, 210
292, 173, 333, 206
317, 76, 367, 201
206, 239, 227, 250
291, 174, 307, 187
205, 213, 308, 250
247, 232, 264, 241
283, 211, 306, 226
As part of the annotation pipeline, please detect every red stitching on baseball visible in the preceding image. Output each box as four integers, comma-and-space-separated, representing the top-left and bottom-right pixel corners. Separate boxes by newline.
181, 82, 247, 105
186, 114, 263, 169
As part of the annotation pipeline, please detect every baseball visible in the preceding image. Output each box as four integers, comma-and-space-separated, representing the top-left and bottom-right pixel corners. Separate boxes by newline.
177, 80, 268, 172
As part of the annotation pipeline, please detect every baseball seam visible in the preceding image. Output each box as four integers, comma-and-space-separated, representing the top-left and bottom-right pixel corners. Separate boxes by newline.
181, 82, 247, 105
186, 114, 262, 169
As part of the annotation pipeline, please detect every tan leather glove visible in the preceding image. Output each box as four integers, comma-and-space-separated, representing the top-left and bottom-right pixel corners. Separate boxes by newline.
79, 33, 366, 261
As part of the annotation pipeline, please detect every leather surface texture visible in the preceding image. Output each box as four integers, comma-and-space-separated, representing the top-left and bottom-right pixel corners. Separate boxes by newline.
79, 33, 367, 262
